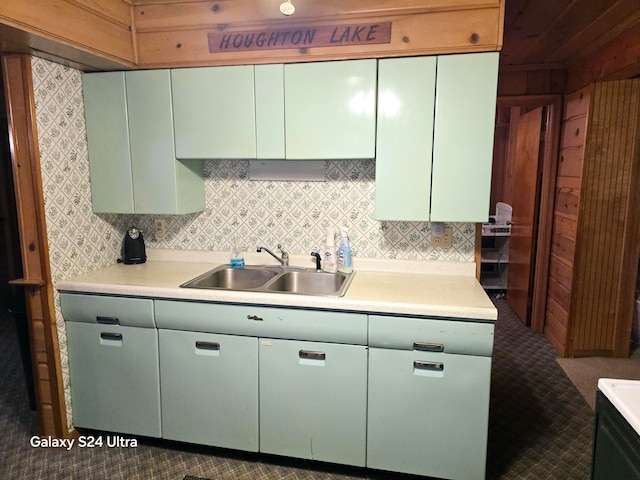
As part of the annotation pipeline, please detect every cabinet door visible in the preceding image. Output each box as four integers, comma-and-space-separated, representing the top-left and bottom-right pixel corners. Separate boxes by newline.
126, 70, 205, 214
172, 66, 257, 159
259, 338, 367, 466
159, 330, 259, 451
375, 56, 436, 220
431, 52, 499, 222
255, 64, 285, 159
284, 60, 376, 159
367, 348, 491, 480
82, 72, 135, 213
66, 322, 161, 437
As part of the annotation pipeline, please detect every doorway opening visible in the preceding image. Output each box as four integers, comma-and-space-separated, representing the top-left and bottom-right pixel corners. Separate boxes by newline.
486, 95, 563, 331
0, 57, 36, 410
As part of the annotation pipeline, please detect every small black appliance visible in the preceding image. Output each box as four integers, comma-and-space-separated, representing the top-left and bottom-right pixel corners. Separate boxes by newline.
120, 226, 146, 265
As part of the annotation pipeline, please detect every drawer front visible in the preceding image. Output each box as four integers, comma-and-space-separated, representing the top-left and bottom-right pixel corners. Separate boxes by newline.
369, 315, 494, 356
155, 300, 367, 345
60, 293, 155, 328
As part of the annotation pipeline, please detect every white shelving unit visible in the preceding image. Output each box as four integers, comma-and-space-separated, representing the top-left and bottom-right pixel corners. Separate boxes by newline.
480, 202, 511, 294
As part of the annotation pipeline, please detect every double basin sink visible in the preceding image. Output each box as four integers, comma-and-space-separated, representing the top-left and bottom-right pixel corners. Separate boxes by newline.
180, 264, 354, 297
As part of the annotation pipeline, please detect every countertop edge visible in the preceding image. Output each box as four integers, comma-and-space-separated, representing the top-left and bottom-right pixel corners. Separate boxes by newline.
598, 378, 640, 436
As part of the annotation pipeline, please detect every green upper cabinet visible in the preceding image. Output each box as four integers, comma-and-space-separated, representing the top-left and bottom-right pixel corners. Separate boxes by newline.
283, 59, 377, 159
374, 52, 499, 222
172, 66, 257, 159
255, 64, 286, 159
83, 72, 135, 213
375, 56, 436, 221
431, 52, 499, 222
83, 70, 205, 214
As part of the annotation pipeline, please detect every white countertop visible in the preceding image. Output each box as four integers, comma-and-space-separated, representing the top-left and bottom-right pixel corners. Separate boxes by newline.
598, 378, 640, 436
55, 249, 497, 321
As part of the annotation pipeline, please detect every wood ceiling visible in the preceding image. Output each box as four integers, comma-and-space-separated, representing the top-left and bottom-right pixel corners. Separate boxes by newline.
500, 0, 640, 69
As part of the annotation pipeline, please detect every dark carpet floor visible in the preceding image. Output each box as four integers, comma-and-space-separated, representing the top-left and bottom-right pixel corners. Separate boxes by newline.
0, 299, 594, 479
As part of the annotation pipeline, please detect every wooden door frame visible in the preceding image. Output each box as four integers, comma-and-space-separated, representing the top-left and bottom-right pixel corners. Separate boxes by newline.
496, 94, 563, 333
2, 54, 69, 437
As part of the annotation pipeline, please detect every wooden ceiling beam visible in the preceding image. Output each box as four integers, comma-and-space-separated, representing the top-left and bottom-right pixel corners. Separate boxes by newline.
530, 0, 640, 65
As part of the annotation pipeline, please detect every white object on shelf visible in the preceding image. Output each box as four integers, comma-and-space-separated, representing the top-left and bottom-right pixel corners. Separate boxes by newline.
480, 202, 512, 292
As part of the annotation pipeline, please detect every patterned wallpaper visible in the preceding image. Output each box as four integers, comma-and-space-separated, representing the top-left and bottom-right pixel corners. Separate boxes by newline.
31, 57, 477, 429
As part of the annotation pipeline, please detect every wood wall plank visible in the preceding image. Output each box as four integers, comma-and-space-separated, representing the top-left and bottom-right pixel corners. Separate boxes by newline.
567, 22, 640, 92
560, 116, 588, 149
133, 0, 501, 30
568, 79, 640, 356
134, 6, 503, 67
558, 147, 584, 178
0, 0, 135, 64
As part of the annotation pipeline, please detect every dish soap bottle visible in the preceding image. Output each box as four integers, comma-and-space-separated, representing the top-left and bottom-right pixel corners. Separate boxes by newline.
336, 226, 353, 274
323, 227, 337, 273
230, 238, 245, 269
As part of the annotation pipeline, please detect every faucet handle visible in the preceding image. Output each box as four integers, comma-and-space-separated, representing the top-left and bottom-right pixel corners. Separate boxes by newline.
277, 244, 288, 258
311, 252, 322, 272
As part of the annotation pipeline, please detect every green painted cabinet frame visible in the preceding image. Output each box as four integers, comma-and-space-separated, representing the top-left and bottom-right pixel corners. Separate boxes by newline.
172, 66, 257, 159
83, 70, 205, 214
284, 59, 377, 159
259, 338, 368, 466
375, 52, 499, 222
159, 329, 259, 451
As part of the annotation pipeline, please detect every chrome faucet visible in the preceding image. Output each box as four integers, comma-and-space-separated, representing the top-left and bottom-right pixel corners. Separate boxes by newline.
257, 244, 289, 267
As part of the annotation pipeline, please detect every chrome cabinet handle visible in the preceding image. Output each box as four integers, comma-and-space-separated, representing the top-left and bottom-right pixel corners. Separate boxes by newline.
299, 350, 326, 360
100, 332, 122, 341
414, 360, 444, 372
96, 316, 119, 325
247, 315, 263, 321
195, 341, 220, 351
413, 342, 444, 352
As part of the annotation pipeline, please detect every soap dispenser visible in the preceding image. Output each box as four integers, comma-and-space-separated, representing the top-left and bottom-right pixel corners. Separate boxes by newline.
230, 238, 245, 269
323, 227, 337, 273
336, 226, 353, 274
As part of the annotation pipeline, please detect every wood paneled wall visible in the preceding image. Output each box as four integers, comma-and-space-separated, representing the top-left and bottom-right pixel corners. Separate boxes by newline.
498, 68, 567, 97
567, 22, 640, 93
545, 87, 589, 356
545, 79, 640, 357
0, 0, 135, 70
132, 0, 504, 68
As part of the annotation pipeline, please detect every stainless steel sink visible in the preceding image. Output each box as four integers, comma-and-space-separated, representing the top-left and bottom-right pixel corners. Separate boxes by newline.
264, 270, 351, 296
181, 265, 280, 290
180, 264, 354, 297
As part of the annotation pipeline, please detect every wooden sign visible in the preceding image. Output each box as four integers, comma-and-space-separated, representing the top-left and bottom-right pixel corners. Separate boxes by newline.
208, 22, 392, 53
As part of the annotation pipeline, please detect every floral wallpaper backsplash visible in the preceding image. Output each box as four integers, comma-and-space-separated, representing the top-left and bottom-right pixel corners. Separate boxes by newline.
31, 57, 477, 429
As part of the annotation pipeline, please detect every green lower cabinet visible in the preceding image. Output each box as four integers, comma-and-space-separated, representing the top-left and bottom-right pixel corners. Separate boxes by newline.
259, 338, 368, 466
66, 322, 161, 437
158, 329, 259, 451
367, 348, 492, 480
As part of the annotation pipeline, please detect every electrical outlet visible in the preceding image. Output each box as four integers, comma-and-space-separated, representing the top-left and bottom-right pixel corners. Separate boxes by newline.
155, 219, 167, 241
431, 227, 453, 248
